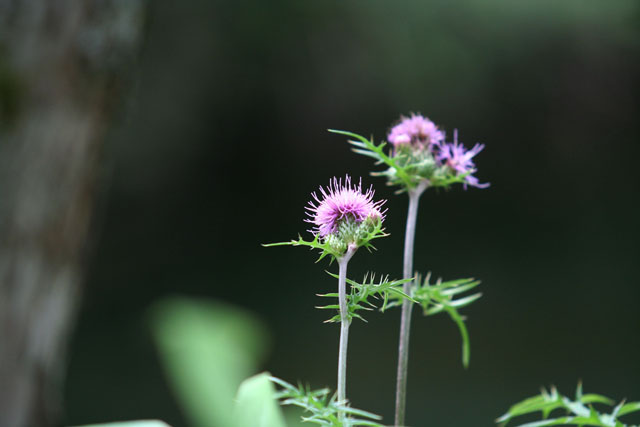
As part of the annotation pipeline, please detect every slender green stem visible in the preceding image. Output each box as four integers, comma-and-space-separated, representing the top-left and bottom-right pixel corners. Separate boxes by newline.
395, 180, 428, 426
337, 244, 357, 418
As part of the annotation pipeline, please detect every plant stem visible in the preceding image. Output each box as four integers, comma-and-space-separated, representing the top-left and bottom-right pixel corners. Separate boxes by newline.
337, 244, 357, 418
395, 180, 428, 426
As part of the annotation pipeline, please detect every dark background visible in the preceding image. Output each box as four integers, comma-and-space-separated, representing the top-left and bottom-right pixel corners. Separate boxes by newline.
63, 1, 640, 426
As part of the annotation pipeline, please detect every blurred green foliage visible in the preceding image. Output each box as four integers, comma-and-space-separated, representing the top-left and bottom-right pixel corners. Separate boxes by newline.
234, 373, 287, 427
76, 421, 170, 427
149, 297, 270, 427
148, 297, 382, 426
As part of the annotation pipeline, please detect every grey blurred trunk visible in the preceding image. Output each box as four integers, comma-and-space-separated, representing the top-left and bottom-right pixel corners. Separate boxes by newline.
0, 1, 143, 426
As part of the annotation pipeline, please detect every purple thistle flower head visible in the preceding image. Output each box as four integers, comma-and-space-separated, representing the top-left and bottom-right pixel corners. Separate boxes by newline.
437, 130, 489, 189
387, 114, 445, 149
306, 175, 386, 238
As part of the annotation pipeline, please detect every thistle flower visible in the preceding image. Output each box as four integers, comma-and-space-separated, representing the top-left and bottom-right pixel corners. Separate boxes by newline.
437, 131, 489, 189
387, 114, 445, 149
306, 175, 385, 238
264, 175, 387, 260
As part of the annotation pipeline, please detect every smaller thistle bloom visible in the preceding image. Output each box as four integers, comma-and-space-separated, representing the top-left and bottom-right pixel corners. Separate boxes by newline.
306, 175, 385, 238
437, 131, 489, 189
387, 114, 445, 149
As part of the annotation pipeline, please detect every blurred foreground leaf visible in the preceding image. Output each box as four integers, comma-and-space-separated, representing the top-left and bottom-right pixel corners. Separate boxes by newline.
233, 373, 286, 427
74, 421, 170, 427
149, 297, 269, 427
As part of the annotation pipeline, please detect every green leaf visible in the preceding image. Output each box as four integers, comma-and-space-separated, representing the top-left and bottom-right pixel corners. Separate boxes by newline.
264, 218, 389, 264
392, 274, 481, 368
443, 304, 472, 368
328, 129, 415, 189
447, 292, 483, 308
149, 298, 269, 427
438, 280, 481, 296
263, 234, 341, 263
581, 394, 616, 406
270, 376, 384, 426
316, 304, 341, 310
233, 372, 287, 427
497, 387, 563, 423
617, 401, 640, 417
497, 384, 635, 427
320, 272, 414, 323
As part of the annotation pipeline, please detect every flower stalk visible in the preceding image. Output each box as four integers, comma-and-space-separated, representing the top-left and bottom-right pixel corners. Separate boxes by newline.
395, 179, 428, 427
337, 244, 357, 416
264, 175, 388, 422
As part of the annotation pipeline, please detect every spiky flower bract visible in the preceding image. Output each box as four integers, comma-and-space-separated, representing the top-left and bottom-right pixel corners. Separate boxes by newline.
306, 176, 386, 256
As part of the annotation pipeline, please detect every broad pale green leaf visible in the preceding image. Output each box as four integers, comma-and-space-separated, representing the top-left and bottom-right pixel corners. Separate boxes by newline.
149, 298, 269, 427
233, 373, 286, 427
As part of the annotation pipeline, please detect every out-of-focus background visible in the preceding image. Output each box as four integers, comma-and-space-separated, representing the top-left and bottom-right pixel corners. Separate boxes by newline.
2, 0, 639, 426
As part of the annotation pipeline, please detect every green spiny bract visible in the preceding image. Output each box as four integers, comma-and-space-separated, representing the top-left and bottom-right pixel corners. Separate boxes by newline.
324, 216, 383, 256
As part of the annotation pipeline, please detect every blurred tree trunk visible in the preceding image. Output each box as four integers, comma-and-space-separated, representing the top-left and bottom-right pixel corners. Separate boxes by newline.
0, 1, 144, 426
